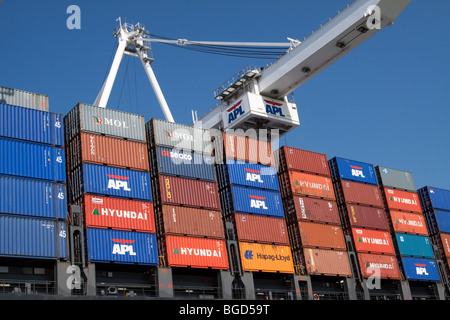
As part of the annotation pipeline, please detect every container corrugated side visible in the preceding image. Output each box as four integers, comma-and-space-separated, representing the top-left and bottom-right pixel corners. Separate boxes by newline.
329, 157, 377, 185
389, 211, 428, 235
419, 186, 450, 212
302, 248, 352, 277
216, 159, 279, 191
231, 213, 289, 245
296, 221, 346, 250
0, 215, 67, 259
274, 146, 330, 177
290, 196, 340, 225
395, 233, 434, 259
238, 241, 294, 273
280, 171, 335, 200
335, 180, 383, 208
343, 204, 389, 231
400, 257, 440, 282
383, 188, 422, 213
357, 253, 401, 280
68, 163, 152, 202
0, 176, 67, 220
67, 132, 149, 172
432, 233, 450, 258
375, 165, 416, 192
86, 228, 158, 265
0, 103, 64, 146
64, 103, 146, 143
351, 228, 396, 255
0, 86, 49, 111
0, 137, 66, 182
423, 208, 450, 235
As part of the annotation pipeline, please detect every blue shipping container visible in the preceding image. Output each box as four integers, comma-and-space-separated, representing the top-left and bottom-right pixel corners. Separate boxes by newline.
0, 103, 64, 147
0, 215, 67, 260
220, 185, 284, 217
217, 159, 279, 191
401, 257, 440, 282
0, 176, 67, 219
86, 228, 158, 265
419, 186, 450, 212
329, 157, 377, 185
396, 233, 434, 259
0, 137, 66, 182
154, 146, 215, 181
69, 163, 152, 201
423, 209, 450, 235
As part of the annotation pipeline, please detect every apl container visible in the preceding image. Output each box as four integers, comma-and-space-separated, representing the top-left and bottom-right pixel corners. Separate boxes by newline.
357, 253, 401, 280
68, 163, 152, 202
231, 213, 289, 245
216, 159, 279, 191
329, 157, 377, 185
0, 215, 67, 259
0, 137, 66, 182
418, 186, 450, 212
0, 176, 67, 220
0, 86, 49, 111
302, 248, 352, 277
389, 211, 428, 235
383, 188, 422, 213
395, 233, 434, 259
86, 228, 158, 265
375, 166, 416, 192
0, 103, 64, 146
220, 185, 284, 217
238, 241, 294, 273
423, 209, 450, 235
275, 146, 330, 177
351, 228, 395, 255
400, 257, 440, 282
64, 103, 146, 143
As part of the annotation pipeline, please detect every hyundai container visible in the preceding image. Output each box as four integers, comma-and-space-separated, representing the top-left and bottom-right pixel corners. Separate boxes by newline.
351, 228, 395, 255
302, 248, 352, 277
329, 157, 377, 185
400, 257, 440, 282
418, 186, 450, 212
238, 241, 294, 273
395, 233, 434, 259
275, 146, 330, 177
375, 166, 416, 192
0, 86, 49, 111
382, 188, 422, 213
279, 171, 335, 200
357, 253, 401, 280
389, 211, 428, 235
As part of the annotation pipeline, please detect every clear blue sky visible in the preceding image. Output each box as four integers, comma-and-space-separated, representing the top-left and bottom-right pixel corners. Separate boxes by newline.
1, 0, 449, 191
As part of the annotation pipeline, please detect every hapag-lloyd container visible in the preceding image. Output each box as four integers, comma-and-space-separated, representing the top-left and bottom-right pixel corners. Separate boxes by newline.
0, 176, 67, 220
275, 146, 330, 177
328, 157, 377, 185
383, 188, 422, 213
389, 211, 428, 235
375, 165, 416, 192
424, 209, 450, 235
220, 185, 284, 217
291, 196, 340, 225
280, 171, 335, 200
0, 215, 67, 260
146, 118, 212, 155
66, 132, 149, 172
302, 248, 352, 277
0, 137, 66, 182
351, 228, 395, 255
296, 222, 346, 250
0, 86, 49, 111
68, 163, 152, 202
86, 228, 158, 265
158, 175, 220, 210
64, 103, 146, 143
344, 204, 389, 231
395, 233, 434, 259
238, 241, 294, 273
357, 253, 401, 280
418, 186, 450, 212
216, 159, 279, 191
163, 235, 229, 269
159, 205, 224, 239
80, 195, 155, 232
151, 146, 215, 181
336, 180, 383, 208
0, 103, 64, 146
400, 257, 440, 281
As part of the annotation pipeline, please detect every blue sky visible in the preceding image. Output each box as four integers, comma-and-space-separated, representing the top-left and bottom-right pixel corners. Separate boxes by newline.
0, 0, 449, 191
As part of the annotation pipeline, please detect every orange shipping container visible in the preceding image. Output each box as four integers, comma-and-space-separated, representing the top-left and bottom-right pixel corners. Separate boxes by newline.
239, 242, 294, 273
298, 221, 346, 250
164, 235, 229, 269
389, 211, 428, 235
357, 253, 401, 280
233, 213, 289, 245
302, 248, 352, 277
383, 188, 422, 213
285, 171, 335, 200
352, 228, 395, 255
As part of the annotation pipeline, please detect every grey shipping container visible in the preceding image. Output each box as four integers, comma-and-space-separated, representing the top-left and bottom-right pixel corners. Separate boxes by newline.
0, 86, 49, 111
64, 103, 146, 143
146, 118, 212, 155
375, 166, 416, 192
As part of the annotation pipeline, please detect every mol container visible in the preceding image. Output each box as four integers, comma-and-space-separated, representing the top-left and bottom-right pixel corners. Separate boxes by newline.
0, 176, 67, 220
328, 157, 377, 185
351, 228, 396, 255
334, 180, 383, 208
275, 146, 330, 177
0, 137, 66, 182
389, 211, 428, 235
400, 257, 440, 282
302, 248, 352, 277
418, 186, 450, 212
382, 188, 422, 213
342, 204, 389, 231
279, 171, 335, 200
395, 233, 434, 259
0, 86, 49, 111
0, 103, 64, 146
357, 253, 401, 280
86, 228, 158, 265
64, 103, 146, 143
375, 166, 416, 192
238, 242, 294, 273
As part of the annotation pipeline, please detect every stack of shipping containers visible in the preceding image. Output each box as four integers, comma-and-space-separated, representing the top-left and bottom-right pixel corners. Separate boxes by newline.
65, 103, 158, 276
276, 147, 351, 282
215, 133, 294, 280
146, 118, 229, 285
375, 166, 441, 286
329, 157, 401, 288
0, 86, 68, 292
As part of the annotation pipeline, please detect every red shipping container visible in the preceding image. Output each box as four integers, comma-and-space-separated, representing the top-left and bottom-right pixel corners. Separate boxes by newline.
163, 235, 229, 269
339, 180, 383, 208
357, 253, 401, 280
302, 248, 352, 277
298, 221, 346, 250
292, 196, 340, 225
389, 211, 428, 235
285, 171, 335, 200
435, 233, 450, 258
276, 146, 330, 177
82, 194, 155, 232
233, 213, 289, 245
345, 204, 389, 231
160, 205, 224, 239
383, 188, 422, 213
351, 228, 395, 255
67, 132, 149, 172
158, 175, 220, 210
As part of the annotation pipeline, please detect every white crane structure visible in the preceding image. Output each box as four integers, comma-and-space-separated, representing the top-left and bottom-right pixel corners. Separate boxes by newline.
94, 0, 412, 137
